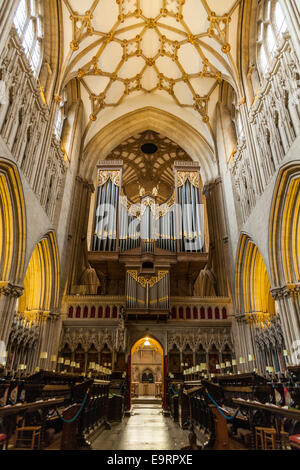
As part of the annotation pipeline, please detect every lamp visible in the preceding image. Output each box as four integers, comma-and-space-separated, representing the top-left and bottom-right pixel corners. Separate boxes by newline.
144, 337, 151, 346
40, 352, 48, 371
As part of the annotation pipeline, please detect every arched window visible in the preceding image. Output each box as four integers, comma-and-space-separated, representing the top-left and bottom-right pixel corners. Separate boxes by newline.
54, 105, 64, 141
14, 0, 44, 78
54, 92, 67, 141
231, 93, 244, 141
256, 0, 287, 78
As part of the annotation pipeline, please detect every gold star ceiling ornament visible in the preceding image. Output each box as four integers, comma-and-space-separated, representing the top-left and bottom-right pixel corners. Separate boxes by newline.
62, 0, 240, 124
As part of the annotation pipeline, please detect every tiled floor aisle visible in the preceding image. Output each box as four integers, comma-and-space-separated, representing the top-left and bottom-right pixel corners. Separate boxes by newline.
92, 404, 190, 451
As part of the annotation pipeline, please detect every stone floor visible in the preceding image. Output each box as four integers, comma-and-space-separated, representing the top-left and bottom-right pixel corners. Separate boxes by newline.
92, 404, 190, 451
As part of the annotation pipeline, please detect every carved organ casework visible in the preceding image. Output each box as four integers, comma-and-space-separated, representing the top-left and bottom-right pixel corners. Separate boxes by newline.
89, 159, 208, 317
93, 161, 122, 252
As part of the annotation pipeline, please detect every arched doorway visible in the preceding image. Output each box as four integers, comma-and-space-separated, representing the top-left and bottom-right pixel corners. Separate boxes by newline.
130, 336, 164, 407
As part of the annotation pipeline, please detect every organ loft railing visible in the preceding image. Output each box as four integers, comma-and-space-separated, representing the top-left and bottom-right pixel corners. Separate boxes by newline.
92, 161, 205, 255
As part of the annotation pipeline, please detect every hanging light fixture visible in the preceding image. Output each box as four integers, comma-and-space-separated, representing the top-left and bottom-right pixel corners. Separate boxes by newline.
144, 337, 151, 346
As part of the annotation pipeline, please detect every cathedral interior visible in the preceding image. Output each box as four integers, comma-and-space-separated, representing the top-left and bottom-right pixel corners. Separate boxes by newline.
0, 0, 300, 453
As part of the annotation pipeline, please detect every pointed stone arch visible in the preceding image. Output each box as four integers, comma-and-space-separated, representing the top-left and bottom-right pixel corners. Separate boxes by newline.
18, 231, 60, 321
269, 162, 300, 287
81, 107, 217, 185
0, 159, 26, 288
235, 233, 275, 324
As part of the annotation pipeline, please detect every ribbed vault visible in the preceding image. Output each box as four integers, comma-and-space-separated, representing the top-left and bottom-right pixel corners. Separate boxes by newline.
59, 0, 241, 147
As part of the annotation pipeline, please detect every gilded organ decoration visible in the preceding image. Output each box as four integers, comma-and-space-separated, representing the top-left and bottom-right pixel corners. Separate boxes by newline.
177, 171, 199, 188
127, 270, 168, 288
98, 170, 121, 187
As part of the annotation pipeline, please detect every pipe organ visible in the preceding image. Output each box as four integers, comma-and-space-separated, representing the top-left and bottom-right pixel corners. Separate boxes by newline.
89, 160, 208, 317
175, 162, 204, 253
93, 161, 122, 252
126, 270, 169, 310
92, 161, 204, 255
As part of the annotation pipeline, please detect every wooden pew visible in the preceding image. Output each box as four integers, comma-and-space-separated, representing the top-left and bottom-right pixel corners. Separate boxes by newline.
0, 371, 111, 450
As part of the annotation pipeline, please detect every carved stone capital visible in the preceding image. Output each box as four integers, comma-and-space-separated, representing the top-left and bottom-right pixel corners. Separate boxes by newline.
0, 282, 24, 298
271, 283, 300, 300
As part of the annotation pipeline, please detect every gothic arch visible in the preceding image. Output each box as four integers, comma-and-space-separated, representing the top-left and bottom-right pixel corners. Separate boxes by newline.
269, 162, 300, 287
0, 159, 26, 286
18, 231, 60, 320
235, 233, 275, 324
81, 107, 217, 185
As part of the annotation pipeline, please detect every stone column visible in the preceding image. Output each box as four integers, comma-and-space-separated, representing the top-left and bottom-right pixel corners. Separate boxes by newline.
0, 0, 19, 57
0, 283, 23, 346
203, 178, 229, 297
272, 285, 300, 364
280, 0, 300, 53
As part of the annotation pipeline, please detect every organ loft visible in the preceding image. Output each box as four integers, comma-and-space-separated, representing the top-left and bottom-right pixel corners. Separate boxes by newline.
0, 0, 300, 453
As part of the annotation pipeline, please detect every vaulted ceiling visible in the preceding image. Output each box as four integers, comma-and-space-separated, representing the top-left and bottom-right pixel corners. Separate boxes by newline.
60, 0, 241, 152
109, 130, 192, 203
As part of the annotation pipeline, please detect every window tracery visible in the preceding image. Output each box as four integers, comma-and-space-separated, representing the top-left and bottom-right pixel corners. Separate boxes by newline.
13, 0, 44, 77
256, 0, 287, 78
